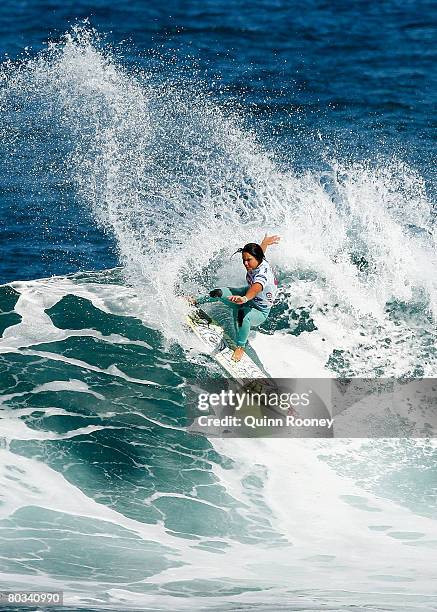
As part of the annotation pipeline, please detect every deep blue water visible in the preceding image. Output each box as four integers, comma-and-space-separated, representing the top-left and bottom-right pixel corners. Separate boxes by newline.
1, 0, 435, 283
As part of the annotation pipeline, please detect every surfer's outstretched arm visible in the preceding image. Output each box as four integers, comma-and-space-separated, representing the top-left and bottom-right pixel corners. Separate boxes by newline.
228, 282, 262, 304
194, 287, 247, 306
260, 233, 280, 252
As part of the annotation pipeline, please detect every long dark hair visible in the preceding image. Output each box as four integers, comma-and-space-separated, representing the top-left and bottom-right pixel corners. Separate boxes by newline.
232, 243, 265, 265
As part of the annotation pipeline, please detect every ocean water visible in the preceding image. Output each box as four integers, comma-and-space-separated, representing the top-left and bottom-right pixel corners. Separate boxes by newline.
1, 1, 436, 610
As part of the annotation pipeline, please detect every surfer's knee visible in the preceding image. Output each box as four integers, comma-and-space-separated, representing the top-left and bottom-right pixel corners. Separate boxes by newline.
209, 288, 223, 298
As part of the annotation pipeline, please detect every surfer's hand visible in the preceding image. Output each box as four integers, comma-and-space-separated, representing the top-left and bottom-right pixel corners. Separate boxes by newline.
261, 234, 280, 252
228, 295, 247, 304
185, 296, 197, 306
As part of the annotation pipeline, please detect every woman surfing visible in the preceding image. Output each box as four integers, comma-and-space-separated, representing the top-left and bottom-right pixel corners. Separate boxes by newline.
190, 234, 280, 362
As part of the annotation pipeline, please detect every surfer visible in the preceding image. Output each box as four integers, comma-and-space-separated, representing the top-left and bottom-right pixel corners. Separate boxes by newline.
191, 234, 280, 362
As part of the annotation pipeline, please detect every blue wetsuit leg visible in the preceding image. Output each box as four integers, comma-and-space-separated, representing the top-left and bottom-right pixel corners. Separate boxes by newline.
195, 287, 269, 348
235, 306, 268, 347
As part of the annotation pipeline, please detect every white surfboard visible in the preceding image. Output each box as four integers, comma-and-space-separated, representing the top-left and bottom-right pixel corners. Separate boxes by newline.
186, 307, 276, 389
186, 307, 297, 437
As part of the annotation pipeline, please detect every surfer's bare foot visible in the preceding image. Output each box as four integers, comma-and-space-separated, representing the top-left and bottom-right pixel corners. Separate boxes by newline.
231, 347, 245, 362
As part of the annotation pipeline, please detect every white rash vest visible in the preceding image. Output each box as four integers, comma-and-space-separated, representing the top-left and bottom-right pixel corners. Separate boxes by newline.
245, 259, 278, 311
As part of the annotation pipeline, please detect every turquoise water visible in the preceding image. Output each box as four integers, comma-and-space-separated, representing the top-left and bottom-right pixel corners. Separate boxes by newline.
1, 267, 436, 610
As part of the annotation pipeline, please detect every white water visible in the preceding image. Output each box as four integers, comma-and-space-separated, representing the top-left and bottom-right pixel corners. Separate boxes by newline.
1, 435, 437, 610
1, 25, 435, 352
